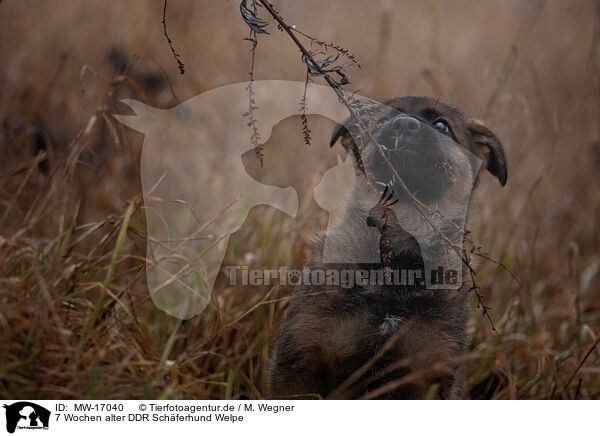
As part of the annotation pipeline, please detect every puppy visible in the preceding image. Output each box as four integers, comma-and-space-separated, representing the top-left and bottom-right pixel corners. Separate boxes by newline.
268, 96, 507, 399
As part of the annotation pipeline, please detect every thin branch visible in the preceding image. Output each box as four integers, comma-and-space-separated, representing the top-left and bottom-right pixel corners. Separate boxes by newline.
299, 68, 312, 145
465, 251, 498, 334
256, 0, 370, 174
292, 27, 361, 68
242, 0, 264, 164
240, 0, 270, 34
162, 0, 185, 74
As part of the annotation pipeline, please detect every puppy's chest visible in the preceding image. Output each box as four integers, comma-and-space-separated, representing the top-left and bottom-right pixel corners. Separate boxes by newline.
335, 281, 438, 333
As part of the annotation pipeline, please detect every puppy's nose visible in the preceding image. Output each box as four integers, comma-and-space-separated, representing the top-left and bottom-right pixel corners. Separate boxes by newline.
392, 116, 421, 134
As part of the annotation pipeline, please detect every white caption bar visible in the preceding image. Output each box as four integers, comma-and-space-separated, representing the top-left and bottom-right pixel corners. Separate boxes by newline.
0, 400, 595, 436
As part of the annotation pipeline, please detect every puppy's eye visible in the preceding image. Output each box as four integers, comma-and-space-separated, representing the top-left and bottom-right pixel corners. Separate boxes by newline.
433, 119, 450, 133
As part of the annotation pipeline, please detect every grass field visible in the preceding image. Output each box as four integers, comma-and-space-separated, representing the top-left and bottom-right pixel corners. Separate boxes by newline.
0, 0, 599, 399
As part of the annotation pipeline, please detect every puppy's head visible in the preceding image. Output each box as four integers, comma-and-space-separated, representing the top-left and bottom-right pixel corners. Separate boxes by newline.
330, 96, 507, 202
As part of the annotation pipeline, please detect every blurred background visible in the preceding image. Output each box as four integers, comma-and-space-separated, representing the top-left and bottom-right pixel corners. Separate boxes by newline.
0, 0, 598, 399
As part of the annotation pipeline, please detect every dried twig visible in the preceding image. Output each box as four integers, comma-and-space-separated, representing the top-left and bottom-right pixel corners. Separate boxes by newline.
299, 68, 312, 145
256, 0, 370, 173
464, 252, 498, 334
241, 0, 264, 164
162, 0, 185, 74
292, 27, 361, 69
240, 0, 269, 34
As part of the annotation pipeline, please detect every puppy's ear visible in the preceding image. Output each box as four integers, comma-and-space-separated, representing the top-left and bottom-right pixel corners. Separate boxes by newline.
466, 118, 508, 186
330, 121, 366, 173
330, 122, 354, 150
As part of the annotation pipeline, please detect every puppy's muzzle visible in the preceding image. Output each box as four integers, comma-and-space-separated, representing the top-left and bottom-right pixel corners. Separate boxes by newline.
367, 114, 454, 201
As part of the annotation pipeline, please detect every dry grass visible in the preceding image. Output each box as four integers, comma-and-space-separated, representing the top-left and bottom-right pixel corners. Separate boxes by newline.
0, 0, 599, 399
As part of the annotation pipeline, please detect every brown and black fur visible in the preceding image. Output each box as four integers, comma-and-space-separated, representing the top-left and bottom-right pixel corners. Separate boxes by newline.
267, 96, 507, 399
